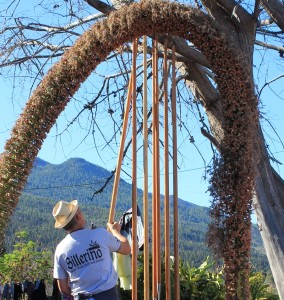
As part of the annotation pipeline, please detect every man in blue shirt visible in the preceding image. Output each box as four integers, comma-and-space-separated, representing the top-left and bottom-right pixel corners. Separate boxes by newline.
52, 200, 131, 300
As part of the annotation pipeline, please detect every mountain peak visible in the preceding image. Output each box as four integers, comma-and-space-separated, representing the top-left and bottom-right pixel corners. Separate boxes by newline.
33, 157, 50, 167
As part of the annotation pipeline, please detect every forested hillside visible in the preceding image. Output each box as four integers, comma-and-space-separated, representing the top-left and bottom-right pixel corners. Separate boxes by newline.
5, 157, 269, 271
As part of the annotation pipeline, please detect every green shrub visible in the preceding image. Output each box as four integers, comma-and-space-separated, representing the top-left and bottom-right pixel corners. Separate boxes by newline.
0, 231, 52, 283
177, 256, 225, 299
249, 271, 279, 300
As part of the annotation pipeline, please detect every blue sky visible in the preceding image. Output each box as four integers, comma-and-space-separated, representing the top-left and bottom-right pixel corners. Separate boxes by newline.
0, 72, 213, 207
0, 1, 284, 210
1, 62, 283, 210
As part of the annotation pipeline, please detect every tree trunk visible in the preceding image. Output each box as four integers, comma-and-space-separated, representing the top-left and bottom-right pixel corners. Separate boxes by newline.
173, 3, 284, 294
193, 1, 284, 297
252, 127, 284, 298
260, 0, 284, 30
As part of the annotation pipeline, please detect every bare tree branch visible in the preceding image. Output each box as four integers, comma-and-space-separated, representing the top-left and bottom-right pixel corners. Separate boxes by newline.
261, 0, 284, 31
85, 0, 114, 14
258, 74, 284, 99
255, 40, 284, 53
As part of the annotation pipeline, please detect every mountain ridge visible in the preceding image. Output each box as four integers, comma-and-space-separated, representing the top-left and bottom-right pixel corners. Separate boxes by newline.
5, 156, 269, 271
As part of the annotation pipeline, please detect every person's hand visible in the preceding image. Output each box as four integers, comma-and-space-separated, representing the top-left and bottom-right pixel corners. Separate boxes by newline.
107, 222, 121, 233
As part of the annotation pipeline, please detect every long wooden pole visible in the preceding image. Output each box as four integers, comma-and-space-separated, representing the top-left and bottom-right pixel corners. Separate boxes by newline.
155, 38, 161, 298
153, 37, 162, 299
143, 35, 150, 300
152, 37, 158, 300
132, 38, 138, 300
154, 37, 162, 300
163, 42, 171, 300
171, 45, 180, 300
108, 74, 133, 223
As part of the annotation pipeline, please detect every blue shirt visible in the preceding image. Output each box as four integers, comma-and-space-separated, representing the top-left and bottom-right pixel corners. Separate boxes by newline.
53, 228, 120, 296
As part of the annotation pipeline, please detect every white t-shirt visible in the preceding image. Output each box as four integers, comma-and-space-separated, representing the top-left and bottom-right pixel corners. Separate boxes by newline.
53, 228, 120, 296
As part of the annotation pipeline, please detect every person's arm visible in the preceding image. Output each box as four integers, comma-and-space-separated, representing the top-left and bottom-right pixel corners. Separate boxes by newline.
107, 222, 131, 255
57, 279, 74, 300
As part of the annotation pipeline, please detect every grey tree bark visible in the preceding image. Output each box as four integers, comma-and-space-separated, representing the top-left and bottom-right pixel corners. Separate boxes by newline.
190, 0, 284, 295
190, 1, 284, 299
199, 0, 284, 296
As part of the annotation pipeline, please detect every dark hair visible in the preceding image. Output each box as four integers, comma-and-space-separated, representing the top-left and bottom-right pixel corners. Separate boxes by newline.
63, 213, 78, 231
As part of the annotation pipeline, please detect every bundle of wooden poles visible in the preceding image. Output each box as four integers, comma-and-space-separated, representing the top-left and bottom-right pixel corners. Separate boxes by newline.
108, 36, 179, 300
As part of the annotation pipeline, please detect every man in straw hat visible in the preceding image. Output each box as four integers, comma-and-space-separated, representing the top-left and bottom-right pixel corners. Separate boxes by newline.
52, 200, 131, 300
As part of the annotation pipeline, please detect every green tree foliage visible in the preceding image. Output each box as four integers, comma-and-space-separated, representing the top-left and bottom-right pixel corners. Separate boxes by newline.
178, 256, 225, 300
249, 272, 279, 300
120, 256, 279, 299
0, 231, 52, 283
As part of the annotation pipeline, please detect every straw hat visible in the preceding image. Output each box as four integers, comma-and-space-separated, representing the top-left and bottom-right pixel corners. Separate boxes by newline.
52, 200, 79, 228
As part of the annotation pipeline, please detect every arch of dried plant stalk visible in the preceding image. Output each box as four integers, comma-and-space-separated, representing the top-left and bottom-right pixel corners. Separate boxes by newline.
0, 0, 258, 298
